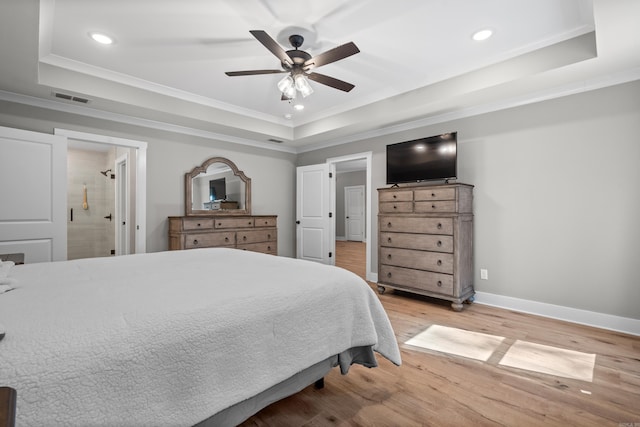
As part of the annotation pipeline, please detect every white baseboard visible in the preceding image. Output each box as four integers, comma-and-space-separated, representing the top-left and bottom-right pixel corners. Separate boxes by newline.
474, 291, 640, 336
336, 236, 347, 241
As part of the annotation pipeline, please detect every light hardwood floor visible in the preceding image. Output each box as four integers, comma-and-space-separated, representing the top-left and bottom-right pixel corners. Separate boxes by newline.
241, 241, 640, 426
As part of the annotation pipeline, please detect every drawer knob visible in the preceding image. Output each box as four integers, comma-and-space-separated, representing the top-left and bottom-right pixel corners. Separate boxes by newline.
393, 205, 397, 209
248, 221, 252, 225
224, 237, 229, 242
193, 239, 198, 245
387, 237, 392, 243
437, 260, 442, 266
267, 246, 271, 250
387, 254, 392, 260
243, 236, 247, 241
387, 272, 392, 278
387, 222, 392, 228
393, 194, 397, 199
437, 281, 442, 287
437, 223, 442, 229
432, 193, 435, 197
217, 223, 222, 226
267, 234, 271, 239
437, 240, 442, 247
197, 223, 201, 227
432, 204, 436, 209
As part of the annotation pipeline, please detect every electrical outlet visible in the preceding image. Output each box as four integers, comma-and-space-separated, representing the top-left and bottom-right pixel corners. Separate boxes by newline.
480, 269, 488, 280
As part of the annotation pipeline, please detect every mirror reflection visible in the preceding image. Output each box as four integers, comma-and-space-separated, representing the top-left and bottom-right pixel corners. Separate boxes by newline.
185, 157, 251, 216
192, 164, 245, 211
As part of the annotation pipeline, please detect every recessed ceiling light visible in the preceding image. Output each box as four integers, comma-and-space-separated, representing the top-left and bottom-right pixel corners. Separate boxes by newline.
472, 29, 493, 41
284, 113, 292, 119
89, 32, 114, 45
293, 104, 304, 111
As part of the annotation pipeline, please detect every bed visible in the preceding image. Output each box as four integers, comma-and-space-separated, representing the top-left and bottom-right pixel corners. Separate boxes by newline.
0, 248, 401, 426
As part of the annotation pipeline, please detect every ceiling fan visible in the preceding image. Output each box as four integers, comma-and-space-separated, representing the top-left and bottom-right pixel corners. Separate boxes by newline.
225, 30, 359, 100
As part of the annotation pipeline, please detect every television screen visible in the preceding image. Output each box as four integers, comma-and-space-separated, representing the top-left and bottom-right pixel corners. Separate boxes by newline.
209, 178, 226, 201
386, 132, 457, 184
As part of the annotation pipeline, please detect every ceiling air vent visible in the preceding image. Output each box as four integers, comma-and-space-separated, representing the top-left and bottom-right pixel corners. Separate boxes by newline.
267, 138, 283, 143
53, 92, 90, 104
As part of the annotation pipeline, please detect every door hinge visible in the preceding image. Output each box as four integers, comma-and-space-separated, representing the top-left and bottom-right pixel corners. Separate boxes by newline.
329, 172, 333, 178
329, 252, 333, 258
329, 212, 333, 218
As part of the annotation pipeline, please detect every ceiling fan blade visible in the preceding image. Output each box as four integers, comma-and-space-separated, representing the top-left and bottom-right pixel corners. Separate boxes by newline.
307, 72, 355, 92
303, 42, 360, 71
249, 30, 293, 67
225, 70, 288, 76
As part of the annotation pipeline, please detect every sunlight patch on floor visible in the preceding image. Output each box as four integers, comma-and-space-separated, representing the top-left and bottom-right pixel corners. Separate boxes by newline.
405, 324, 505, 362
405, 325, 596, 382
499, 339, 596, 382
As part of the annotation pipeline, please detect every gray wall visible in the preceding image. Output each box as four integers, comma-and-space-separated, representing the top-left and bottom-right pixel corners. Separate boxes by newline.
0, 101, 298, 257
298, 80, 640, 320
2, 80, 639, 320
336, 170, 366, 239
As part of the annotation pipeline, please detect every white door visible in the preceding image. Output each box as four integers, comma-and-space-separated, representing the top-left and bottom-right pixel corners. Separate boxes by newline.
296, 164, 334, 264
0, 126, 67, 262
115, 154, 129, 255
345, 185, 365, 242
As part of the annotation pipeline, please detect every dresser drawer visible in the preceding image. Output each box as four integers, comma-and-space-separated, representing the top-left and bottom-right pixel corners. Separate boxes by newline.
182, 218, 214, 231
184, 232, 235, 249
380, 232, 453, 253
379, 201, 413, 213
214, 217, 255, 229
380, 247, 453, 274
237, 241, 277, 254
255, 217, 277, 228
237, 229, 276, 244
380, 216, 453, 235
379, 190, 413, 202
380, 265, 453, 295
414, 187, 456, 201
414, 200, 457, 213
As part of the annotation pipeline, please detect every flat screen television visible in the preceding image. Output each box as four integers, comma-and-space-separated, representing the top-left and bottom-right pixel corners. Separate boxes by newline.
386, 132, 457, 184
209, 178, 226, 201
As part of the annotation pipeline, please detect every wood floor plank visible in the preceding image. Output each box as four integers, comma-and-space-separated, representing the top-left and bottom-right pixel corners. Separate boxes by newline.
240, 241, 640, 426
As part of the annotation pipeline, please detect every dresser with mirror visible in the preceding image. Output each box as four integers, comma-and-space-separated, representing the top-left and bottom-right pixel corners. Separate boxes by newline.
168, 157, 277, 255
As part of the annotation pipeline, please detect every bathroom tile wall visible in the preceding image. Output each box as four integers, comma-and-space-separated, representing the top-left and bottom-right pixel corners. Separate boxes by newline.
67, 148, 116, 260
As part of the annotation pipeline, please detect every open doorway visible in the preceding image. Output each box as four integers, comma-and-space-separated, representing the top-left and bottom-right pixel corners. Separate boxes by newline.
56, 129, 147, 259
66, 142, 117, 259
327, 152, 372, 282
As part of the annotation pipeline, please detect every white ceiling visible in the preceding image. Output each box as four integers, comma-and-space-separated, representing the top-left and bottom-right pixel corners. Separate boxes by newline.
1, 0, 639, 153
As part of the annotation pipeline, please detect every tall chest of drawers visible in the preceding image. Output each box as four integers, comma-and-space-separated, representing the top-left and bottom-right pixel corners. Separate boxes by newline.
377, 183, 474, 311
168, 215, 277, 255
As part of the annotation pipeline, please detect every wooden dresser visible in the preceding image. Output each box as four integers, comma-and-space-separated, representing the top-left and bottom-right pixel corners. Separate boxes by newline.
377, 183, 474, 311
168, 215, 277, 255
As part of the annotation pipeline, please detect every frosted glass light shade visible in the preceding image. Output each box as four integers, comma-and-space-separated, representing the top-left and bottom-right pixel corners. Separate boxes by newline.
294, 74, 314, 97
277, 75, 294, 93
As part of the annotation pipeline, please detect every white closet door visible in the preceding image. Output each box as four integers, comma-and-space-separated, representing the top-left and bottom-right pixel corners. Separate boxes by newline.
0, 126, 67, 262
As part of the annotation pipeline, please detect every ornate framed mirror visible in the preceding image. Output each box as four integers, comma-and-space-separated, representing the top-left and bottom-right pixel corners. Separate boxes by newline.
185, 157, 251, 216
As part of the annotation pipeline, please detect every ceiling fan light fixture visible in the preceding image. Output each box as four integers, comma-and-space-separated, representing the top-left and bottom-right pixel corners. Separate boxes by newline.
294, 74, 314, 98
283, 85, 297, 100
277, 75, 294, 93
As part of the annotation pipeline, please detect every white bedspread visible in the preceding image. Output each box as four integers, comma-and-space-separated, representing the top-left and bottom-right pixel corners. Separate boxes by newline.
0, 248, 401, 426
